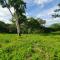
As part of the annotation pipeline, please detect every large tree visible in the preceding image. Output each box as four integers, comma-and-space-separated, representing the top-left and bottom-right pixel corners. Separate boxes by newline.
0, 0, 26, 36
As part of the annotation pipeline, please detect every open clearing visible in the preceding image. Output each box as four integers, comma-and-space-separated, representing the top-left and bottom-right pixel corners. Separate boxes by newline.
0, 33, 60, 60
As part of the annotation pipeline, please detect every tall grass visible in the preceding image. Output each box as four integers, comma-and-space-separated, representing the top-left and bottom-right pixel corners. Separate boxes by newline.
0, 33, 60, 60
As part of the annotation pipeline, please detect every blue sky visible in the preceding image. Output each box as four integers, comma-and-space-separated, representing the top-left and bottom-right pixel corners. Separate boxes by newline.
25, 0, 60, 26
25, 0, 59, 16
0, 0, 60, 26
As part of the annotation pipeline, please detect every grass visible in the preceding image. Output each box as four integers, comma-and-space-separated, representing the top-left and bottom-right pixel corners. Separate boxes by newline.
0, 33, 60, 60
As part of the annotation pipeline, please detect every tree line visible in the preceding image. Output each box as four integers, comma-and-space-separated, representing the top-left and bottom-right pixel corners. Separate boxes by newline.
1, 16, 60, 34
0, 17, 51, 34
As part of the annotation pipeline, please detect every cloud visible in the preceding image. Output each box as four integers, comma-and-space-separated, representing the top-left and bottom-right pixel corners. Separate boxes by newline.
36, 5, 58, 18
36, 5, 60, 26
24, 0, 54, 8
0, 6, 14, 23
24, 0, 53, 5
45, 18, 60, 26
34, 0, 53, 5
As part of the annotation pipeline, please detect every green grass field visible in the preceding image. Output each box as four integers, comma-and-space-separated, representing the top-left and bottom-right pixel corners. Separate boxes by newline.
0, 33, 60, 60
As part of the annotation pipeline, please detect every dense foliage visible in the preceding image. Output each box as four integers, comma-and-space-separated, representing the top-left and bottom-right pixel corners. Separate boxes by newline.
0, 21, 16, 33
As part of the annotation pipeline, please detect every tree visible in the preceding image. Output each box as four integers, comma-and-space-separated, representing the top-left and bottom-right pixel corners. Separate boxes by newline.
0, 0, 26, 36
0, 21, 6, 32
37, 18, 46, 26
26, 17, 46, 33
52, 3, 60, 18
6, 24, 17, 33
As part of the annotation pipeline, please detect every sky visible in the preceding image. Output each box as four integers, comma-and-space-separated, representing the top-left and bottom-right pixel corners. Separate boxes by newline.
0, 0, 60, 26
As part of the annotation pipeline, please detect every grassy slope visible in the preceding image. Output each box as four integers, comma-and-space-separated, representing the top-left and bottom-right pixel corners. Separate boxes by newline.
0, 33, 60, 60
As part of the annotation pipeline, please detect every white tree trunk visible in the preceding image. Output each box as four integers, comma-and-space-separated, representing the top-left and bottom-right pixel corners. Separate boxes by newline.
7, 7, 21, 36
16, 20, 21, 36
